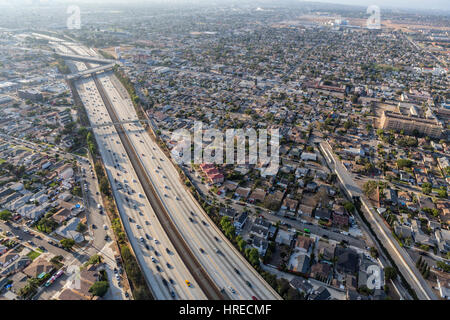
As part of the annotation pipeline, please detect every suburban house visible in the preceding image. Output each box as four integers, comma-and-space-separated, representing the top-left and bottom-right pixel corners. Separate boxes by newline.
22, 258, 54, 279
294, 235, 314, 256
233, 211, 248, 230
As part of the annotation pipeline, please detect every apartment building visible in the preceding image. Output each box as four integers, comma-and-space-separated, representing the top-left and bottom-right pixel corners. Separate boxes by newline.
379, 110, 443, 138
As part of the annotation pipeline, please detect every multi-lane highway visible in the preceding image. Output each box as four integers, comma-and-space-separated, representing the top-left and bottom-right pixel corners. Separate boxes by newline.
48, 37, 280, 300
50, 41, 207, 300
96, 72, 280, 300
75, 76, 207, 300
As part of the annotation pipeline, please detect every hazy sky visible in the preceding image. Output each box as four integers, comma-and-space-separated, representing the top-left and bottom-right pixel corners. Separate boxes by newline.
1, 0, 449, 11
314, 0, 450, 11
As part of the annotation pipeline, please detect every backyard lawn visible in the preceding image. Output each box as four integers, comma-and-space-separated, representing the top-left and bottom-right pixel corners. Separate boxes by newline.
27, 250, 41, 260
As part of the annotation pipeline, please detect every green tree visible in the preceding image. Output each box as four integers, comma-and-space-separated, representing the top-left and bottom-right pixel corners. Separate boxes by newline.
363, 180, 378, 198
72, 186, 82, 197
437, 261, 450, 273
416, 256, 422, 268
19, 278, 40, 298
219, 216, 236, 239
86, 132, 97, 155
369, 247, 379, 259
76, 223, 87, 233
94, 162, 104, 178
119, 244, 152, 299
437, 187, 448, 199
245, 248, 260, 267
343, 201, 355, 213
224, 224, 235, 239
423, 266, 430, 279
89, 281, 109, 297
287, 287, 303, 300
261, 271, 277, 288
0, 209, 12, 221
60, 238, 75, 250
87, 254, 103, 265
384, 266, 397, 281
396, 159, 413, 169
50, 255, 64, 268
421, 182, 432, 195
445, 167, 450, 176
36, 217, 58, 234
359, 285, 374, 296
276, 278, 290, 297
99, 176, 111, 196
237, 238, 247, 252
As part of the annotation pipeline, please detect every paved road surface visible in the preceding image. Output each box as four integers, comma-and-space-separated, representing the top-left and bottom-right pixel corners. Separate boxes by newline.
320, 141, 437, 300
65, 43, 206, 300
99, 72, 280, 300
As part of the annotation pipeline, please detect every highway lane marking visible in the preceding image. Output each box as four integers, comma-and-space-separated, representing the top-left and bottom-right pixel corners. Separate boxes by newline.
75, 75, 204, 300
96, 75, 208, 300
90, 68, 278, 300
128, 130, 257, 300
139, 137, 279, 299
99, 111, 199, 300
107, 96, 222, 298
91, 105, 184, 300
112, 91, 279, 299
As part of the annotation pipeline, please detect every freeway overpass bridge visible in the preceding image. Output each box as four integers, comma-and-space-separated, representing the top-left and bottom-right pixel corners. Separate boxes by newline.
66, 63, 116, 80
85, 119, 152, 129
56, 53, 115, 65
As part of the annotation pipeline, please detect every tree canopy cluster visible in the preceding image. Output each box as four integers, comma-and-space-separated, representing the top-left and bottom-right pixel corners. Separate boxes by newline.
219, 216, 236, 239
86, 132, 97, 156
0, 209, 12, 221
